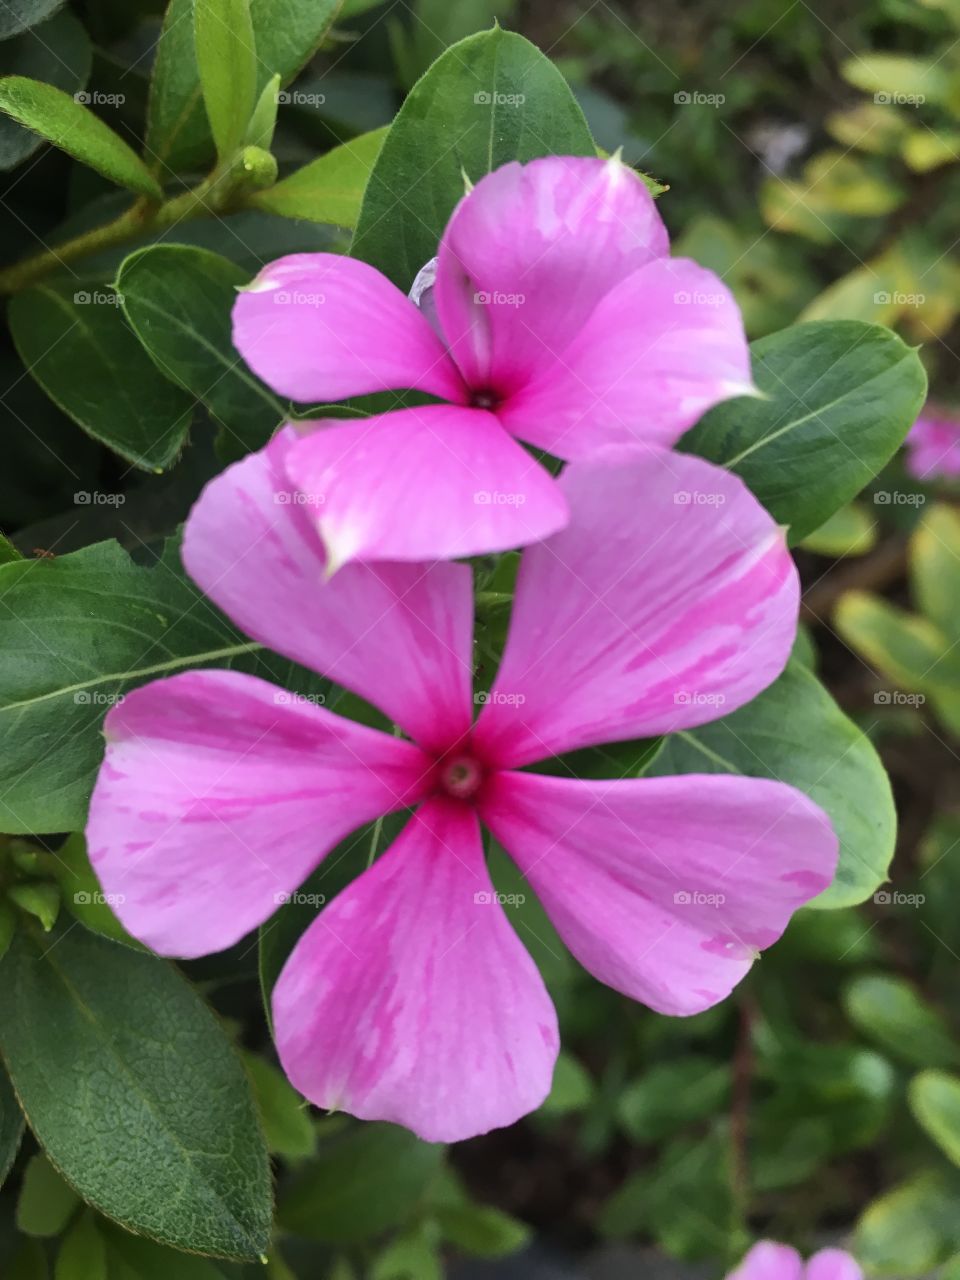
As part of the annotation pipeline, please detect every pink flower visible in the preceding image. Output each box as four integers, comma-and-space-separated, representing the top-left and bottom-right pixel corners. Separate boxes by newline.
86, 442, 836, 1143
904, 405, 960, 481
728, 1242, 862, 1280
231, 155, 754, 570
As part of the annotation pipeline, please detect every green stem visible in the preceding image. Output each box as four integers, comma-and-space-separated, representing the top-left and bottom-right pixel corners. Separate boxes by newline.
0, 165, 258, 294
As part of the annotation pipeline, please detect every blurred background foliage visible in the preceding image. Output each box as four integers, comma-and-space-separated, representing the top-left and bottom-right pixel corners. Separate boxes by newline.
2, 0, 960, 1277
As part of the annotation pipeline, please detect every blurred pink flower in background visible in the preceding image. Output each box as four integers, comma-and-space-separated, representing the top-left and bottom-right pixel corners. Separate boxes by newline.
727, 1241, 862, 1280
230, 154, 754, 569
904, 405, 960, 481
86, 445, 836, 1143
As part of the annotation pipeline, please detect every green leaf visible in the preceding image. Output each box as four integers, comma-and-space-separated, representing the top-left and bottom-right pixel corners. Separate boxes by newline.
0, 924, 272, 1259
8, 1239, 50, 1280
853, 1173, 960, 1276
146, 0, 340, 173
0, 539, 264, 834
0, 0, 64, 42
17, 1154, 80, 1237
912, 504, 960, 646
911, 1071, 960, 1167
278, 1123, 444, 1244
249, 126, 387, 228
370, 1227, 443, 1280
435, 1204, 530, 1259
101, 1223, 228, 1279
844, 975, 960, 1069
51, 833, 142, 949
55, 1212, 107, 1280
799, 502, 877, 557
683, 321, 927, 542
8, 281, 194, 472
242, 1052, 316, 1158
0, 12, 91, 172
352, 27, 595, 287
116, 244, 284, 456
834, 591, 960, 700
539, 1051, 593, 1116
0, 77, 161, 197
8, 881, 60, 931
245, 72, 280, 149
194, 0, 257, 163
0, 1062, 24, 1187
649, 659, 895, 908
618, 1057, 731, 1143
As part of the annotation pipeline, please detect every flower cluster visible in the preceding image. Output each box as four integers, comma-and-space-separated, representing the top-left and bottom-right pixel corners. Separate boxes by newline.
88, 154, 838, 1144
728, 1242, 862, 1280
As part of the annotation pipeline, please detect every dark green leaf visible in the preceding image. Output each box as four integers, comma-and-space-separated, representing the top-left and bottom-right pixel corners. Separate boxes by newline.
17, 1153, 79, 1237
0, 924, 272, 1259
435, 1205, 530, 1259
116, 244, 284, 457
0, 12, 90, 171
683, 321, 927, 542
0, 539, 263, 835
0, 77, 161, 196
0, 1063, 24, 1187
352, 27, 595, 287
0, 0, 64, 42
101, 1222, 228, 1279
278, 1123, 443, 1243
55, 1212, 106, 1280
845, 975, 960, 1069
8, 281, 194, 471
649, 659, 895, 908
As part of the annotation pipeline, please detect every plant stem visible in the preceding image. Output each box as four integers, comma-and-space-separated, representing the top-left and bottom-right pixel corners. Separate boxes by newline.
0, 167, 252, 294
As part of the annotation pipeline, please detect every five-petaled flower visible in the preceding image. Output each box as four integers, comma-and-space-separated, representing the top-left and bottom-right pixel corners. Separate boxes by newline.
86, 439, 836, 1143
230, 154, 755, 570
904, 403, 960, 481
727, 1242, 862, 1280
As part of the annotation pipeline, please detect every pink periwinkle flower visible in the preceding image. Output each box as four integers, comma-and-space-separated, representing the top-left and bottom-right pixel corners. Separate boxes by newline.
86, 442, 836, 1143
904, 404, 960, 481
727, 1242, 862, 1280
230, 154, 755, 570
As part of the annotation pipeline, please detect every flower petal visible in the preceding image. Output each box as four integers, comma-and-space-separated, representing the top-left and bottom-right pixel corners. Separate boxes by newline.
272, 796, 558, 1143
87, 670, 432, 958
805, 1250, 863, 1280
182, 427, 474, 753
284, 404, 569, 566
232, 253, 467, 404
434, 155, 669, 396
727, 1243, 805, 1280
473, 447, 798, 767
481, 771, 837, 1016
499, 258, 754, 459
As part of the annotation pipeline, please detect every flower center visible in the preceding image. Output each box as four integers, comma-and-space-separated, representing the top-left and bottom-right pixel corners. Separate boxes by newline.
470, 388, 500, 411
439, 754, 485, 800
